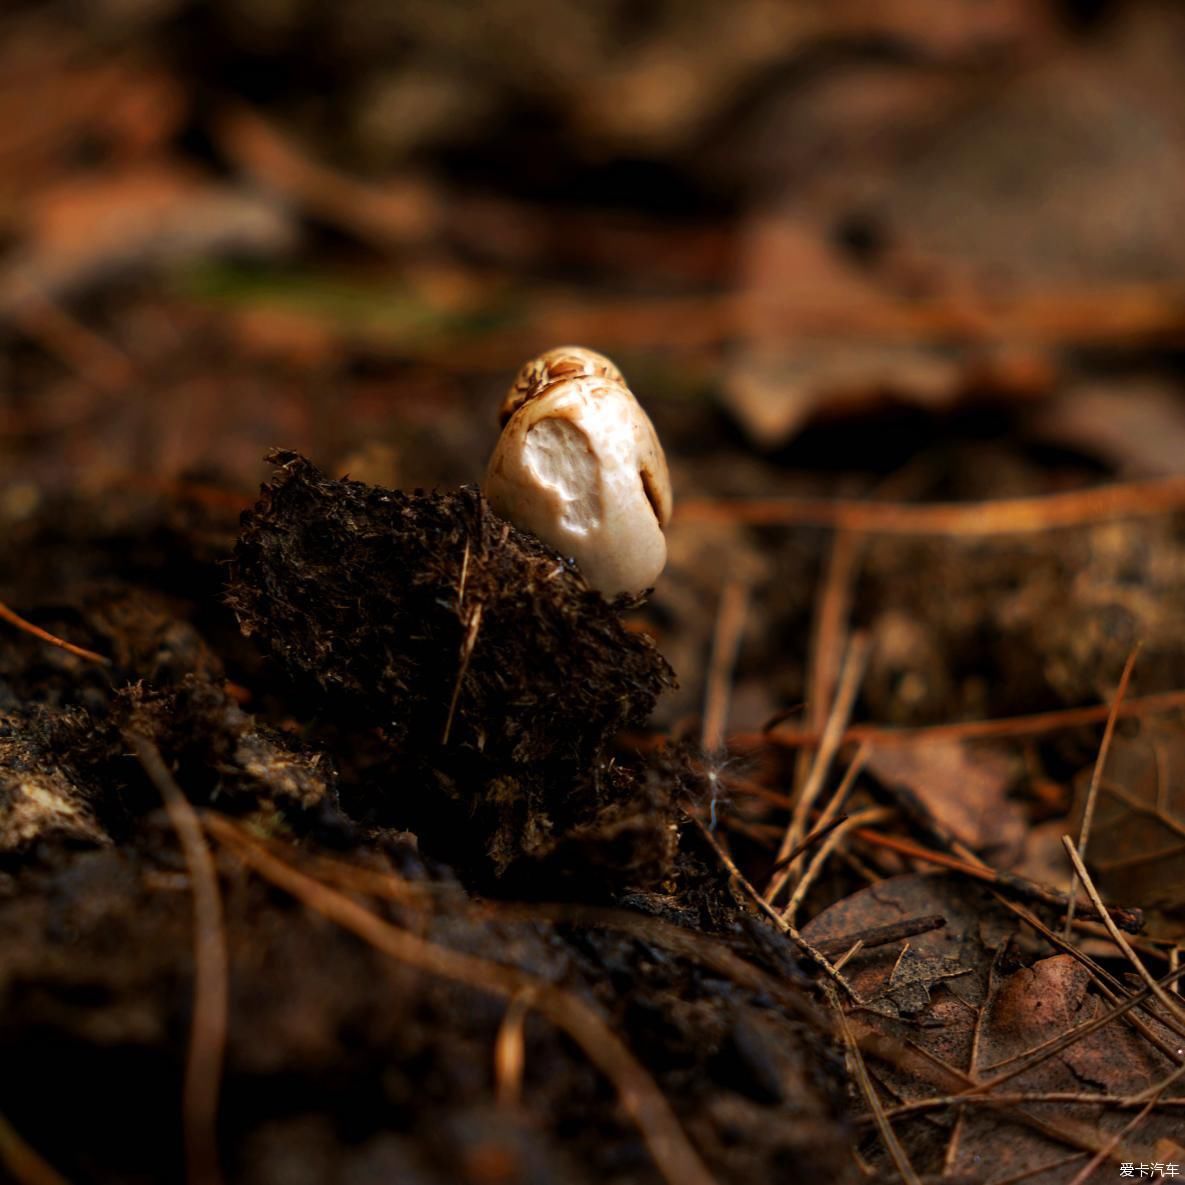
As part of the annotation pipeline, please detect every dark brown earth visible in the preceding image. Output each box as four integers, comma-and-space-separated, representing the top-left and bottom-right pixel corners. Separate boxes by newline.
5, 3, 1185, 1183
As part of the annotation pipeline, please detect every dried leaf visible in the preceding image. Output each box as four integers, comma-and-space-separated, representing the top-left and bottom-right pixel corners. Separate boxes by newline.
804, 875, 1185, 1177
866, 739, 1025, 855
1030, 382, 1185, 478
1079, 717, 1185, 940
864, 944, 973, 1019
0, 164, 294, 315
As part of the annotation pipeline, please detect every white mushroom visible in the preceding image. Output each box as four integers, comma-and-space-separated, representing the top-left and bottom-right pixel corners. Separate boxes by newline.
484, 347, 672, 598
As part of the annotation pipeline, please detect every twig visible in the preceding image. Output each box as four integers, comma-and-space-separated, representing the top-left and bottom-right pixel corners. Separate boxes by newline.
979, 963, 1185, 1078
755, 686, 1185, 750
1065, 645, 1140, 936
995, 895, 1185, 1062
862, 971, 1185, 1118
1067, 1097, 1156, 1185
686, 811, 859, 1003
204, 815, 719, 1185
442, 602, 482, 744
874, 1089, 1185, 1122
782, 806, 892, 925
814, 915, 948, 959
219, 829, 828, 1029
825, 984, 921, 1185
701, 580, 749, 754
0, 1112, 69, 1185
775, 739, 870, 910
10, 288, 135, 393
129, 735, 226, 1185
987, 1154, 1090, 1185
944, 947, 999, 1175
1061, 838, 1185, 1027
766, 632, 870, 902
852, 828, 1143, 932
436, 280, 1185, 363
0, 600, 109, 666
678, 474, 1185, 536
494, 989, 534, 1109
852, 1019, 1138, 1159
832, 940, 864, 973
792, 527, 862, 823
770, 813, 851, 874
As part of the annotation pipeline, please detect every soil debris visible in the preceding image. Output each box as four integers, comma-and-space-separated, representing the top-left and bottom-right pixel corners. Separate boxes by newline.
228, 450, 678, 886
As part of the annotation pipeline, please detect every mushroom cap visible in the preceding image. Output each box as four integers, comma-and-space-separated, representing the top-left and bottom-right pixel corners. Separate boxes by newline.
499, 346, 626, 427
485, 372, 672, 598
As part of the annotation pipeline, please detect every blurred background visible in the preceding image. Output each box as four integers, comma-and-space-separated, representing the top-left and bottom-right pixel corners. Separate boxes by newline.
4, 0, 1185, 734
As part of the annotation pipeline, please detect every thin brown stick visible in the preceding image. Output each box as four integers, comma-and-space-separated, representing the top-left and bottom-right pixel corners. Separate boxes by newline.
814, 915, 948, 959
204, 815, 719, 1185
0, 1112, 70, 1185
853, 1020, 1129, 1159
686, 812, 859, 1002
129, 735, 226, 1185
226, 829, 827, 1029
832, 940, 864, 972
0, 600, 109, 666
701, 580, 749, 754
1065, 646, 1140, 936
770, 812, 851, 873
767, 633, 870, 903
1067, 1097, 1156, 1185
945, 948, 999, 1175
825, 984, 921, 1185
792, 527, 862, 821
867, 962, 1185, 1118
782, 806, 892, 925
1061, 838, 1185, 1027
11, 289, 135, 393
852, 827, 1143, 932
442, 281, 1185, 363
994, 895, 1185, 1061
775, 740, 870, 893
874, 1089, 1185, 1122
989, 1154, 1091, 1185
1129, 1057, 1185, 1106
678, 474, 1185, 535
442, 602, 482, 744
494, 990, 533, 1109
754, 687, 1185, 751
484, 902, 827, 1029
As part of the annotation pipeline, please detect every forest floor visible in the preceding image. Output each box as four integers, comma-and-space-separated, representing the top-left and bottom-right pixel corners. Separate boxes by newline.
3, 3, 1185, 1183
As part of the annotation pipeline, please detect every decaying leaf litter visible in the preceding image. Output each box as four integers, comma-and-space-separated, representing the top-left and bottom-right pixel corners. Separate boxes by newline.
5, 3, 1185, 1183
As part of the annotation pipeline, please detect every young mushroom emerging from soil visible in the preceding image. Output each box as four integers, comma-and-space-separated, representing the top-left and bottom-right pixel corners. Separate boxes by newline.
484, 346, 672, 599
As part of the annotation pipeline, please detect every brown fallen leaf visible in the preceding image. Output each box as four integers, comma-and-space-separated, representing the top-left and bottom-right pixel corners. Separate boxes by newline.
802, 874, 1185, 1179
950, 952, 1185, 1180
0, 163, 294, 317
214, 105, 438, 253
865, 739, 1025, 857
1078, 716, 1185, 941
864, 943, 974, 1020
720, 4, 1185, 448
1029, 382, 1185, 478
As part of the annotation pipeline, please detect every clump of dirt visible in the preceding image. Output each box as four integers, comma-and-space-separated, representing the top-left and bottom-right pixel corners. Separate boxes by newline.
0, 465, 855, 1185
228, 451, 678, 888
